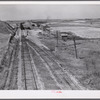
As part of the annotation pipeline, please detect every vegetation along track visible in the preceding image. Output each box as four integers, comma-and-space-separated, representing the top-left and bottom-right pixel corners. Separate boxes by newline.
26, 38, 84, 90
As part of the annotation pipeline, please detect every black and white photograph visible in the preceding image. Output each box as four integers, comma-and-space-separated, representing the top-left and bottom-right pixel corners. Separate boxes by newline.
0, 2, 100, 91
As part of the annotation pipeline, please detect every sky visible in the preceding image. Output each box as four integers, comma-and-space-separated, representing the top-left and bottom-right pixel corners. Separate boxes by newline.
0, 4, 100, 20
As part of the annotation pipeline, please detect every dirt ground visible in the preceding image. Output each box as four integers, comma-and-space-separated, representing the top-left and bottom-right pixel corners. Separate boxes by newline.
0, 33, 9, 63
38, 28, 100, 90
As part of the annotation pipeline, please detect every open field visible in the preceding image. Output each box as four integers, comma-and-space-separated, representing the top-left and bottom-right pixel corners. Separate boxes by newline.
37, 20, 100, 89
51, 26, 100, 38
40, 37, 100, 89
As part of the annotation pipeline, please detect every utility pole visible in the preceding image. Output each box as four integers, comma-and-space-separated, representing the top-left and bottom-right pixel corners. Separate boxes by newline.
56, 31, 59, 47
73, 37, 78, 59
55, 30, 59, 53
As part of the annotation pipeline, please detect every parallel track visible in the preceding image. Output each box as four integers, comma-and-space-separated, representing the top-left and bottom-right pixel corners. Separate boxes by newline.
21, 36, 38, 90
27, 39, 83, 90
3, 40, 19, 90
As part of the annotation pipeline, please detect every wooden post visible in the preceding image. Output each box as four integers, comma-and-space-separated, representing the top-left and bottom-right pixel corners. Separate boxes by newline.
56, 31, 59, 47
73, 37, 78, 58
55, 31, 59, 53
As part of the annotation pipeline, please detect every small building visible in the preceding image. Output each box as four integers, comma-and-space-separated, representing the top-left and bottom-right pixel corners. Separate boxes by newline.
61, 33, 68, 41
61, 31, 75, 41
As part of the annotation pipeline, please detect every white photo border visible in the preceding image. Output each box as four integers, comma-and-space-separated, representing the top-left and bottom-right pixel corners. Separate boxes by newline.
0, 1, 100, 99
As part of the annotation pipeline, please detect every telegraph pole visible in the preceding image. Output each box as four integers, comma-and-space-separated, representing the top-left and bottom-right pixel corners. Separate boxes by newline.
56, 31, 59, 47
73, 37, 78, 59
55, 30, 59, 53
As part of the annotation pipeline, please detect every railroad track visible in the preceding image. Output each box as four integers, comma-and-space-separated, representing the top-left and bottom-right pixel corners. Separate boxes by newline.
3, 39, 19, 90
21, 36, 38, 90
26, 38, 84, 90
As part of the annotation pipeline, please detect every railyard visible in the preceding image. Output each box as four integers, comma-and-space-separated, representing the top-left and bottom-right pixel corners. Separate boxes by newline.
0, 19, 100, 90
0, 25, 84, 90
